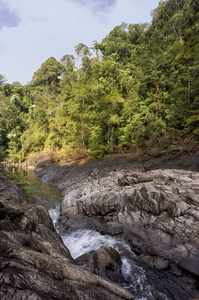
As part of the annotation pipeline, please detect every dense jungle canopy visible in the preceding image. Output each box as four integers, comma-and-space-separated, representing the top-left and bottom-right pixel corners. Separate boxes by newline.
0, 0, 199, 162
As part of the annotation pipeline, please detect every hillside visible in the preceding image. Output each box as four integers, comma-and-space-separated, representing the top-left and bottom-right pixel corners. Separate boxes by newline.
0, 0, 199, 162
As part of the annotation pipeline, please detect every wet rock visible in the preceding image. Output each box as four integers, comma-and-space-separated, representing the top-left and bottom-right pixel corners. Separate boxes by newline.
0, 176, 134, 300
75, 246, 125, 284
139, 254, 169, 271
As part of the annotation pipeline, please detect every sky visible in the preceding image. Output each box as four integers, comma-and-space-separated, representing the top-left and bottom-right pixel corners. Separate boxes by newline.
0, 0, 160, 85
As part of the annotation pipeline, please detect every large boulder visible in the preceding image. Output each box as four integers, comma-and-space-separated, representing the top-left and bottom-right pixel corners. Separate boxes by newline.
0, 173, 134, 300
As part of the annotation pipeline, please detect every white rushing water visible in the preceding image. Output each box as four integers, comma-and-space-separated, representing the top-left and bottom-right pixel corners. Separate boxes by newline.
48, 206, 60, 227
49, 206, 169, 300
62, 228, 133, 259
61, 229, 169, 300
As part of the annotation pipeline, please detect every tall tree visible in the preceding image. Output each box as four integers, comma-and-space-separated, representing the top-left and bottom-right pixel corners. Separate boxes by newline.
32, 57, 65, 86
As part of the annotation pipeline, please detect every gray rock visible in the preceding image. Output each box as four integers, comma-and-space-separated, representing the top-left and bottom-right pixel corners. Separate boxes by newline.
57, 168, 199, 281
34, 153, 199, 298
0, 176, 134, 300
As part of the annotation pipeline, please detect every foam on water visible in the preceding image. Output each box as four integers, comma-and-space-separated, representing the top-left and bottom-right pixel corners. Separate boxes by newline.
61, 229, 169, 300
62, 229, 131, 259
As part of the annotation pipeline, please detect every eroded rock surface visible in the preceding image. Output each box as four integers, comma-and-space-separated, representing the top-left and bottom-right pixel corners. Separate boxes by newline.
0, 173, 134, 300
34, 152, 199, 298
58, 168, 199, 278
48, 164, 199, 299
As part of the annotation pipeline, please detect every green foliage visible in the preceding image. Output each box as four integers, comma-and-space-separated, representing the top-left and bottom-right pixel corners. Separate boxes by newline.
17, 180, 33, 202
32, 57, 65, 86
0, 146, 6, 161
0, 0, 198, 161
184, 113, 199, 134
0, 219, 5, 227
88, 145, 108, 161
121, 111, 166, 146
95, 22, 148, 64
7, 172, 33, 202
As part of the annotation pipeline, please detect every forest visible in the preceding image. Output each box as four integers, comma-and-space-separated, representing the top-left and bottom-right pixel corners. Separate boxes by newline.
0, 0, 199, 162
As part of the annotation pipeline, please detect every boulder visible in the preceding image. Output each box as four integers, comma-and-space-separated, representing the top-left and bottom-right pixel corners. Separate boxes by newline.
75, 246, 125, 284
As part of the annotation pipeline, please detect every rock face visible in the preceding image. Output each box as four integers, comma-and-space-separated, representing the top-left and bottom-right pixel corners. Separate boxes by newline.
34, 151, 199, 299
0, 173, 134, 300
58, 168, 199, 282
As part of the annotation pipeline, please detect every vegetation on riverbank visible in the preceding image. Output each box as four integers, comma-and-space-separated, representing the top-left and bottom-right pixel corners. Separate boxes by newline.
0, 0, 199, 162
3, 169, 33, 202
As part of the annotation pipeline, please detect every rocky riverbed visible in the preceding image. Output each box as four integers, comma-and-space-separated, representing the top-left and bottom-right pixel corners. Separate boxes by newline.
35, 150, 199, 299
0, 169, 134, 300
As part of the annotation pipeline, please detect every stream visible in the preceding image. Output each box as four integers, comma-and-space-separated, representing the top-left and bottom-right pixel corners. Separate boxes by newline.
7, 167, 182, 300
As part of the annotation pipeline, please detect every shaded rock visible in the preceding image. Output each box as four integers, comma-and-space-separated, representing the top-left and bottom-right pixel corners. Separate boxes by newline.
0, 175, 134, 300
75, 246, 125, 284
139, 254, 169, 271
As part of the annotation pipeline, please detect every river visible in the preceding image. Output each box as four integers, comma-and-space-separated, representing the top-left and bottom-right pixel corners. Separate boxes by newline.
6, 167, 183, 300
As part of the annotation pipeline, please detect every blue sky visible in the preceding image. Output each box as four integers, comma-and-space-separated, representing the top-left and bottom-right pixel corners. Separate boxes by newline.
0, 0, 160, 85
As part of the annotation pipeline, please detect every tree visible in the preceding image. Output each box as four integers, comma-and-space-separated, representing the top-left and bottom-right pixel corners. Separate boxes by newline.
60, 54, 75, 71
2, 0, 199, 161
0, 74, 7, 89
95, 22, 148, 65
32, 57, 65, 86
75, 43, 92, 75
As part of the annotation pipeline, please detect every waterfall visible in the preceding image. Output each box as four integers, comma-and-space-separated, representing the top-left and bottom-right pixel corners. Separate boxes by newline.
49, 206, 60, 226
